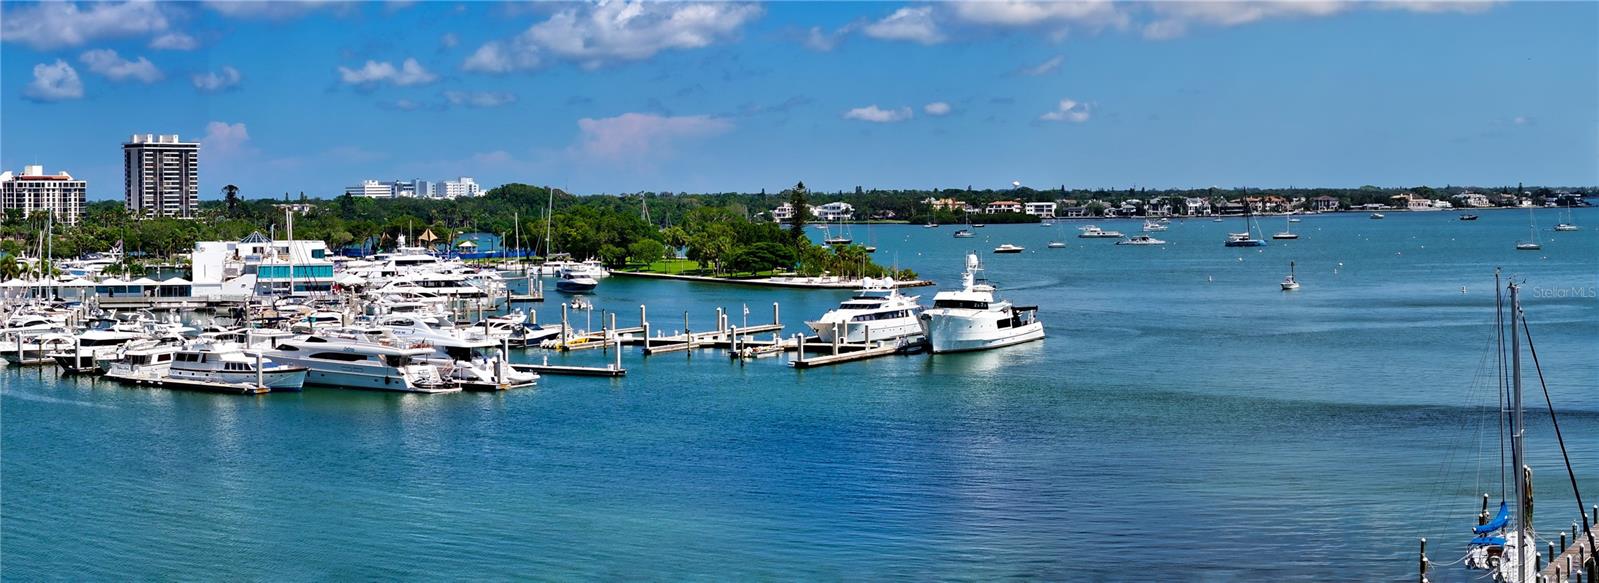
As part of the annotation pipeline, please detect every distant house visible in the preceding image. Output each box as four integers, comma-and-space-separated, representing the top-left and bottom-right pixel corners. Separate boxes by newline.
1184, 197, 1212, 216
922, 197, 965, 211
1312, 196, 1341, 212
985, 200, 1023, 214
771, 202, 796, 222
1451, 192, 1492, 208
1023, 201, 1057, 218
813, 201, 854, 221
1061, 206, 1090, 218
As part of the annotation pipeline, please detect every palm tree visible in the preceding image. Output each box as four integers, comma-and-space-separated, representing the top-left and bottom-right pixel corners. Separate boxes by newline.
222, 184, 240, 217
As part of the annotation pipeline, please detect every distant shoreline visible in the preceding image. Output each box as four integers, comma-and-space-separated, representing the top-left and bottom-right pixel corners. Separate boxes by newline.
612, 270, 934, 289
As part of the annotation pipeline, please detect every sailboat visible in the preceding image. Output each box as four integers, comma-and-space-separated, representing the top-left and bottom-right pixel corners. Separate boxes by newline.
1272, 214, 1299, 240
1279, 261, 1299, 290
1553, 205, 1581, 231
1440, 276, 1595, 583
1224, 205, 1267, 247
1047, 222, 1067, 248
1515, 207, 1542, 250
824, 216, 852, 246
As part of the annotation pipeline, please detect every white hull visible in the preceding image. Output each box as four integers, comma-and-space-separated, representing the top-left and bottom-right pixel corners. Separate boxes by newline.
922, 315, 1045, 353
262, 356, 455, 393
171, 368, 308, 391
807, 318, 923, 343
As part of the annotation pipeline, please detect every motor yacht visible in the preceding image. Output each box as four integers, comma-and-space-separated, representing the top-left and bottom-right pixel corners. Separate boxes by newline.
169, 341, 307, 391
555, 267, 598, 293
370, 316, 537, 390
919, 253, 1045, 353
257, 333, 455, 393
1077, 225, 1124, 238
804, 279, 924, 344
993, 244, 1025, 254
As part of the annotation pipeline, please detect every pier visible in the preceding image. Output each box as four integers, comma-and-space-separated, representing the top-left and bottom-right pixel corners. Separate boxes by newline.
1539, 507, 1598, 583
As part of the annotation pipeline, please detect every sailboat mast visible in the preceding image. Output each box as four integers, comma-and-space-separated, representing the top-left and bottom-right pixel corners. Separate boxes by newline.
1508, 281, 1528, 583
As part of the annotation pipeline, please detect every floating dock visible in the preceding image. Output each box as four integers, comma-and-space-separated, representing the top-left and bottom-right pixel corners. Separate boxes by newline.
1540, 511, 1598, 582
101, 371, 270, 395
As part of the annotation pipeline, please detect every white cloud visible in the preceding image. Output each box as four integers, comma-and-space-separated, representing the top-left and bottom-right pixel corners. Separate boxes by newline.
1142, 1, 1353, 39
465, 1, 762, 73
79, 49, 164, 83
149, 32, 198, 50
844, 105, 914, 123
203, 0, 341, 20
443, 90, 518, 108
574, 113, 733, 160
924, 102, 952, 116
863, 7, 945, 44
803, 25, 848, 52
337, 58, 438, 87
439, 32, 459, 49
1039, 99, 1091, 123
23, 60, 84, 102
201, 121, 252, 157
192, 66, 242, 93
1017, 55, 1065, 77
0, 1, 172, 50
948, 1, 1129, 29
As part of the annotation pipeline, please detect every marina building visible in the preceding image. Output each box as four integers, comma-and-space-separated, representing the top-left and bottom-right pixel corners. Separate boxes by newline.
190, 232, 335, 297
439, 177, 481, 198
123, 134, 200, 219
0, 165, 87, 225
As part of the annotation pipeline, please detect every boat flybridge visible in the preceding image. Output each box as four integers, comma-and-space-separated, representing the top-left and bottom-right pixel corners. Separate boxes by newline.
919, 253, 1044, 354
805, 278, 924, 344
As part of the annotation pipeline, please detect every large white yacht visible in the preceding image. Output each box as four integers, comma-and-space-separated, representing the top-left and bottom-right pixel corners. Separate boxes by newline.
371, 316, 538, 390
919, 253, 1045, 353
47, 317, 151, 373
257, 333, 455, 393
805, 278, 924, 344
169, 341, 308, 391
374, 272, 490, 300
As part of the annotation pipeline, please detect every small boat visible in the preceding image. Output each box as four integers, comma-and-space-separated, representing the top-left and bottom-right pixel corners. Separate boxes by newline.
1459, 214, 1479, 221
953, 229, 975, 238
1047, 241, 1066, 249
992, 244, 1025, 254
1212, 218, 1224, 222
1077, 225, 1124, 238
1142, 220, 1168, 232
1224, 232, 1266, 247
1116, 235, 1166, 246
924, 223, 939, 228
1280, 261, 1300, 291
1553, 206, 1580, 231
973, 223, 986, 228
864, 245, 877, 252
1288, 217, 1302, 223
824, 236, 853, 246
1271, 214, 1298, 239
1515, 207, 1542, 250
1369, 212, 1385, 219
555, 268, 598, 293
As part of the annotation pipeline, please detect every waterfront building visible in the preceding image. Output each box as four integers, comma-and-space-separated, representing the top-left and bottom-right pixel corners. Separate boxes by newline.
123, 134, 200, 219
1023, 201, 1057, 218
922, 197, 965, 211
985, 200, 1023, 214
190, 232, 335, 297
1184, 197, 1213, 216
1451, 192, 1492, 208
1312, 196, 1341, 212
812, 201, 854, 221
771, 202, 796, 222
0, 165, 87, 225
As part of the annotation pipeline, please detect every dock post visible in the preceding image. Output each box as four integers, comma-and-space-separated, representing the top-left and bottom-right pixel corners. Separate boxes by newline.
561, 302, 570, 351
796, 333, 806, 364
608, 313, 618, 354
863, 323, 872, 349
773, 301, 780, 326
255, 352, 264, 390
1418, 538, 1427, 583
730, 325, 739, 354
832, 323, 840, 356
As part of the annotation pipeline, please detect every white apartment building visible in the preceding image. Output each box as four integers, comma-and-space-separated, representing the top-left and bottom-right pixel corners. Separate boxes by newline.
440, 177, 481, 198
123, 133, 199, 219
812, 201, 854, 221
1023, 201, 1057, 218
1, 165, 87, 225
985, 200, 1023, 214
347, 179, 394, 198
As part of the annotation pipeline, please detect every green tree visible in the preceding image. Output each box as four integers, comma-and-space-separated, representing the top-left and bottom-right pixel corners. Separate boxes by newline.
627, 239, 666, 266
786, 181, 811, 245
222, 184, 241, 217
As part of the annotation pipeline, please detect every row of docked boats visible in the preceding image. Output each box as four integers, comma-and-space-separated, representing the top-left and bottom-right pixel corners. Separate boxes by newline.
0, 299, 554, 394
803, 253, 1044, 353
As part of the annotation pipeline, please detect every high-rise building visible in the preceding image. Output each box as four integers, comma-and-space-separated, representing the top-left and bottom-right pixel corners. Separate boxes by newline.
0, 164, 88, 225
440, 177, 481, 198
123, 134, 200, 219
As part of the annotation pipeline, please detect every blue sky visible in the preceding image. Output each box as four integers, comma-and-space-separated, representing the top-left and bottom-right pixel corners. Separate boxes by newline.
2, 1, 1595, 201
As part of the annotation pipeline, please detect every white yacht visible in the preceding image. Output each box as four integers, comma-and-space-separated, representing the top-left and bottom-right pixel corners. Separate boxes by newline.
805, 279, 924, 344
555, 266, 598, 293
101, 340, 181, 377
1116, 235, 1166, 246
1142, 220, 1169, 232
373, 272, 490, 300
919, 253, 1045, 353
47, 317, 150, 373
258, 333, 456, 393
993, 244, 1025, 254
169, 341, 308, 391
371, 316, 537, 390
1077, 225, 1124, 238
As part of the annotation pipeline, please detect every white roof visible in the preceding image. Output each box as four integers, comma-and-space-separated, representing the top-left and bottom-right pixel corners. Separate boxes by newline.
1, 279, 31, 288
128, 277, 161, 286
58, 278, 98, 287
99, 277, 128, 285
160, 277, 191, 285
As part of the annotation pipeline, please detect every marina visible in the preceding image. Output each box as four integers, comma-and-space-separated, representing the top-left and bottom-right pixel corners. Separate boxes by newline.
5, 210, 1595, 580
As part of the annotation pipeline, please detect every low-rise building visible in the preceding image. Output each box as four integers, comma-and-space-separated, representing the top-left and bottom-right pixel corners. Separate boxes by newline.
1451, 192, 1492, 208
1023, 201, 1057, 218
985, 200, 1023, 214
1312, 196, 1341, 212
190, 231, 334, 297
813, 201, 854, 221
922, 197, 965, 211
0, 165, 87, 225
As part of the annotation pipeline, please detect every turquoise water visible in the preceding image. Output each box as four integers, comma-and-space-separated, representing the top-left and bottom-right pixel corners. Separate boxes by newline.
4, 209, 1596, 580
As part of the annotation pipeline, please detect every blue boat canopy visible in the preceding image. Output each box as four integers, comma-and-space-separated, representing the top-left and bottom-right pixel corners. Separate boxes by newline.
1469, 535, 1506, 547
1473, 501, 1509, 534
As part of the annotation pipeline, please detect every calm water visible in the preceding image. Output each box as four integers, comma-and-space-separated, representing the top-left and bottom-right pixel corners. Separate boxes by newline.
4, 209, 1596, 580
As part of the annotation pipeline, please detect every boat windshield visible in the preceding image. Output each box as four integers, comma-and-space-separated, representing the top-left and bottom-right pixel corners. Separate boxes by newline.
933, 299, 988, 310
